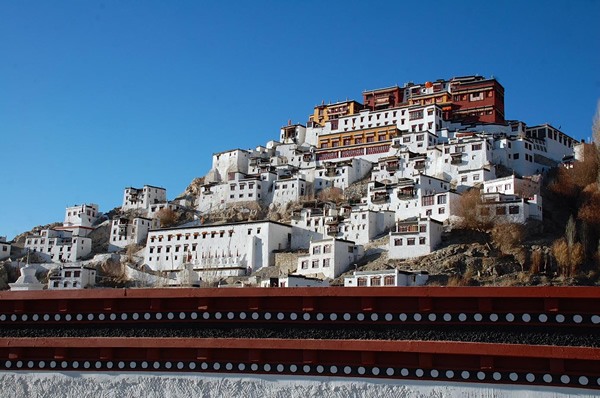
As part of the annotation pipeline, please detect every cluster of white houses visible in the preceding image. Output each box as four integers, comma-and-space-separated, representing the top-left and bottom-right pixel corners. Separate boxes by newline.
9, 75, 581, 289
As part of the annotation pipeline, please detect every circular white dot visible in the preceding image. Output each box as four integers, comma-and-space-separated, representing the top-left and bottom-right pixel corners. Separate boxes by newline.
180, 312, 187, 320
357, 313, 365, 321
72, 361, 80, 369
0, 315, 5, 321
474, 313, 483, 322
99, 314, 106, 321
358, 367, 366, 375
252, 312, 259, 320
189, 362, 196, 370
50, 361, 57, 368
277, 364, 284, 372
132, 313, 139, 320
316, 313, 324, 321
414, 313, 422, 321
526, 373, 535, 382
22, 314, 29, 321
303, 313, 311, 321
343, 313, 351, 321
317, 365, 324, 373
237, 363, 244, 371
43, 314, 50, 321
54, 314, 61, 321
226, 363, 233, 370
510, 373, 518, 381
561, 375, 570, 384
177, 362, 184, 369
61, 361, 68, 369
416, 369, 424, 377
251, 364, 258, 371
556, 314, 565, 323
214, 312, 222, 320
573, 315, 583, 323
201, 362, 208, 370
303, 365, 310, 373
399, 313, 407, 321
153, 362, 160, 369
76, 314, 83, 321
95, 361, 102, 369
579, 376, 589, 385
239, 312, 246, 320
329, 313, 337, 321
166, 312, 175, 320
165, 362, 172, 369
592, 315, 600, 324
462, 371, 470, 379
203, 312, 210, 320
290, 365, 297, 372
129, 362, 136, 369
118, 361, 125, 369
372, 367, 380, 376
522, 313, 531, 322
428, 313, 437, 322
110, 313, 117, 321
344, 366, 352, 374
191, 312, 198, 320
141, 361, 149, 369
386, 368, 394, 376
16, 361, 23, 368
121, 313, 128, 321
371, 313, 379, 321
264, 312, 271, 320
4, 361, 11, 368
506, 313, 514, 322
385, 313, 393, 321
543, 374, 552, 383
430, 369, 439, 378
443, 313, 452, 321
490, 313, 498, 322
446, 370, 454, 378
290, 313, 297, 320
155, 313, 163, 320
11, 315, 17, 321
83, 362, 90, 369
277, 313, 285, 320
477, 371, 485, 380
263, 363, 270, 371
401, 368, 409, 376
32, 314, 39, 321
213, 363, 220, 370
458, 313, 467, 322
39, 361, 46, 368
538, 314, 548, 323
144, 313, 151, 320
330, 366, 338, 374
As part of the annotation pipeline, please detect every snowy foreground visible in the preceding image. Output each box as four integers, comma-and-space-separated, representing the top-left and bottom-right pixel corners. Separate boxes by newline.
0, 372, 597, 398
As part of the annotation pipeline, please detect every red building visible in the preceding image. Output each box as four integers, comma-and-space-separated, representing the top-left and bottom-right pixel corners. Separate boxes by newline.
449, 76, 505, 124
363, 86, 404, 111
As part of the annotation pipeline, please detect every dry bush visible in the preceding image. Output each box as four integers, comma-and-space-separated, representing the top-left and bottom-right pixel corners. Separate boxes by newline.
446, 275, 465, 287
571, 242, 585, 276
552, 238, 570, 275
530, 249, 543, 275
318, 187, 344, 203
457, 188, 490, 230
578, 187, 600, 225
156, 208, 178, 228
491, 223, 525, 255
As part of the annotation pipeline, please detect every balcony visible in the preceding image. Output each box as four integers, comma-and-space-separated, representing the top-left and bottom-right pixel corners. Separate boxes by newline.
371, 192, 389, 204
326, 226, 339, 236
414, 162, 425, 170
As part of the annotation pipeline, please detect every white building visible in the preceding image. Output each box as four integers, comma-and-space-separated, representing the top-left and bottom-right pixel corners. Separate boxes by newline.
24, 229, 92, 263
296, 238, 364, 280
62, 203, 99, 231
389, 217, 443, 259
108, 216, 159, 252
477, 193, 543, 224
122, 185, 167, 212
483, 175, 541, 197
344, 268, 429, 287
0, 236, 10, 261
260, 274, 329, 288
144, 220, 293, 278
271, 176, 307, 206
47, 264, 96, 289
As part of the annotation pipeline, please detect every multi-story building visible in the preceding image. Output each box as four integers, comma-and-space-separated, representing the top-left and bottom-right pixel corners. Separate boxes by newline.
388, 217, 443, 259
47, 263, 97, 289
477, 193, 543, 224
0, 236, 10, 261
296, 237, 364, 280
144, 220, 292, 278
24, 229, 92, 263
61, 203, 99, 235
122, 185, 167, 212
108, 216, 159, 252
308, 100, 364, 129
344, 268, 429, 287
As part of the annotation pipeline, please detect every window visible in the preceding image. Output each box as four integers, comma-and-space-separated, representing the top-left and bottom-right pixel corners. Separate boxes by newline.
323, 258, 330, 267
409, 110, 423, 120
422, 196, 434, 206
301, 260, 308, 269
394, 238, 403, 246
313, 246, 321, 255
419, 237, 426, 245
472, 144, 482, 151
312, 260, 319, 268
323, 244, 332, 253
419, 225, 427, 233
473, 174, 480, 181
384, 275, 395, 286
407, 238, 416, 245
357, 277, 367, 286
496, 206, 507, 215
371, 276, 381, 286
437, 195, 447, 205
438, 207, 445, 214
509, 206, 520, 214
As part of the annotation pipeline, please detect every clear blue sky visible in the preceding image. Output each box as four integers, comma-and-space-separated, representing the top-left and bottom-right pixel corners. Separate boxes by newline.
1, 0, 599, 239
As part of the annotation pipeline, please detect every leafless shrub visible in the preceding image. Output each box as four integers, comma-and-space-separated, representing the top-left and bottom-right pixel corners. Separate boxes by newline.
317, 187, 344, 203
156, 208, 178, 228
530, 249, 543, 275
491, 223, 525, 255
457, 188, 492, 230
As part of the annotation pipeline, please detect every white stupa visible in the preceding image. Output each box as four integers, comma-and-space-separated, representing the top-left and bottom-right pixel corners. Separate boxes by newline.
9, 264, 45, 291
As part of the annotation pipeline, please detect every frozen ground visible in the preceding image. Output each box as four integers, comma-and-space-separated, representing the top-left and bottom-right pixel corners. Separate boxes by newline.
0, 371, 597, 398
